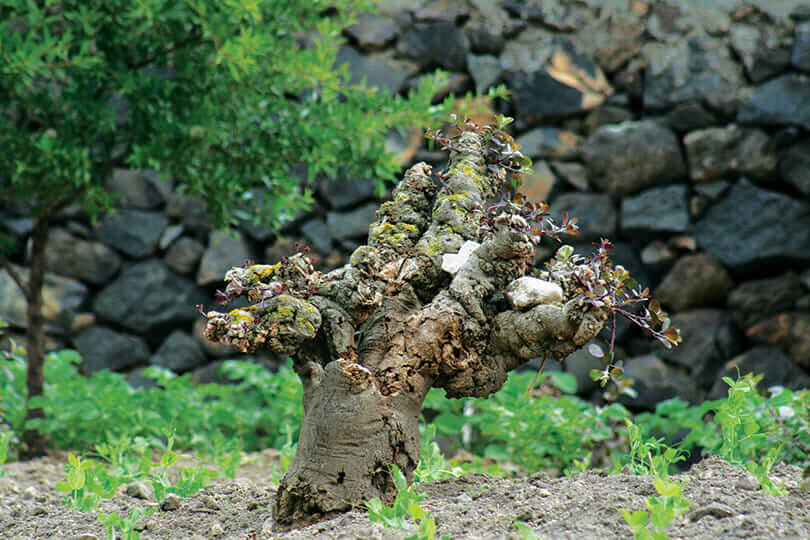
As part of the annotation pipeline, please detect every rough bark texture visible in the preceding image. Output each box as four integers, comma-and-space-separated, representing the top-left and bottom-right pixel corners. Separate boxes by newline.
203, 131, 606, 529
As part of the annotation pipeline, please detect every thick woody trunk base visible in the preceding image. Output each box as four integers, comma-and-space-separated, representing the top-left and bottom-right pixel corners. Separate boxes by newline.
272, 361, 422, 530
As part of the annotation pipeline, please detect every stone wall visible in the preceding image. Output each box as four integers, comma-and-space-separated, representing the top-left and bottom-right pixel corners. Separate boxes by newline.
2, 0, 809, 409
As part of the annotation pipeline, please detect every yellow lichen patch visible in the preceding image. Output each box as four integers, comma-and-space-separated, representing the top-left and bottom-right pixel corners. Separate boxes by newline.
418, 240, 445, 256
350, 245, 376, 267
296, 318, 316, 336
229, 308, 255, 324
369, 220, 420, 246
436, 191, 469, 204
437, 221, 467, 237
250, 263, 281, 280
274, 305, 295, 319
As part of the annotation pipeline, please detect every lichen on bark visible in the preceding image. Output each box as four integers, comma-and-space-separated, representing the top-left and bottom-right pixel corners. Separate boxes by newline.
201, 127, 608, 530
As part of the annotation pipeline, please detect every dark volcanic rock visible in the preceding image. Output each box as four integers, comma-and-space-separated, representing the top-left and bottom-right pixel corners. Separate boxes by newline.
708, 346, 810, 399
693, 180, 731, 201
317, 177, 376, 210
659, 310, 743, 390
549, 162, 588, 192
159, 225, 184, 250
780, 139, 810, 197
730, 24, 794, 83
151, 330, 206, 373
621, 184, 690, 236
583, 105, 633, 134
621, 354, 701, 410
93, 259, 206, 342
335, 46, 411, 94
466, 54, 504, 93
728, 272, 804, 328
579, 13, 645, 73
793, 21, 810, 72
344, 13, 399, 51
45, 228, 121, 285
684, 125, 778, 183
516, 127, 582, 161
397, 21, 468, 71
550, 193, 616, 243
166, 192, 209, 233
465, 24, 505, 56
0, 265, 87, 334
505, 69, 588, 124
73, 325, 151, 373
746, 312, 810, 370
654, 254, 734, 312
737, 74, 810, 131
326, 203, 378, 241
164, 237, 204, 276
583, 121, 686, 196
300, 219, 333, 256
695, 181, 810, 271
499, 27, 554, 74
562, 344, 602, 397
95, 210, 168, 259
464, 0, 510, 55
641, 36, 746, 116
504, 38, 612, 127
196, 230, 250, 287
664, 102, 720, 134
105, 169, 167, 210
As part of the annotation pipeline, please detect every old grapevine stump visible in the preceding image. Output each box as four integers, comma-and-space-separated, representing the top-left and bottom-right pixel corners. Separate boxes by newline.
202, 127, 609, 529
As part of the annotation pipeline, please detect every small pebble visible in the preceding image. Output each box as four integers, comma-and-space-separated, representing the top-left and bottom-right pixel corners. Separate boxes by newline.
735, 477, 761, 491
538, 488, 552, 497
203, 494, 221, 510
126, 481, 151, 500
456, 492, 473, 504
160, 493, 182, 511
22, 486, 38, 500
0, 478, 20, 494
688, 503, 735, 522
210, 521, 225, 537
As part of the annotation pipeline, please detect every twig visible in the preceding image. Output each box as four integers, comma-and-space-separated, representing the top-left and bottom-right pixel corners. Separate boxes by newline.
524, 357, 547, 398
0, 255, 30, 300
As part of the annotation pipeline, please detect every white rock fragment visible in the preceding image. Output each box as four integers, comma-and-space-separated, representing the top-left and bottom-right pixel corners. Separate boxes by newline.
505, 277, 564, 309
441, 241, 481, 275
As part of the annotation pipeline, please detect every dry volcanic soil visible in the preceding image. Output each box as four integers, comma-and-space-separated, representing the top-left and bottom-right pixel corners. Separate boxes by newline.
0, 450, 808, 539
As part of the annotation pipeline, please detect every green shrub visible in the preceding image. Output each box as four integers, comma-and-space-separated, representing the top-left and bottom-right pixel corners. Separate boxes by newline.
0, 346, 302, 455
425, 370, 631, 475
636, 375, 810, 471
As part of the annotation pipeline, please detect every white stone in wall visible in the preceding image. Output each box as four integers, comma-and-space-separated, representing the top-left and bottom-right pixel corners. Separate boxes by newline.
505, 277, 563, 309
441, 241, 481, 275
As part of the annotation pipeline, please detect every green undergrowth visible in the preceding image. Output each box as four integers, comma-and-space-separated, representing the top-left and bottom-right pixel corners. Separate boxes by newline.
2, 344, 809, 538
1, 344, 302, 457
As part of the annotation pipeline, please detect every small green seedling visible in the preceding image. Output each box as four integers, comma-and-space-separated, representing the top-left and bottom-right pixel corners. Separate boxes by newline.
97, 506, 156, 540
621, 476, 690, 540
365, 465, 447, 540
621, 420, 691, 540
514, 520, 541, 539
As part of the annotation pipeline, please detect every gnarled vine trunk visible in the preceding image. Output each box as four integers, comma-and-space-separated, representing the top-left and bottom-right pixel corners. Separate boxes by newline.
203, 130, 606, 529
